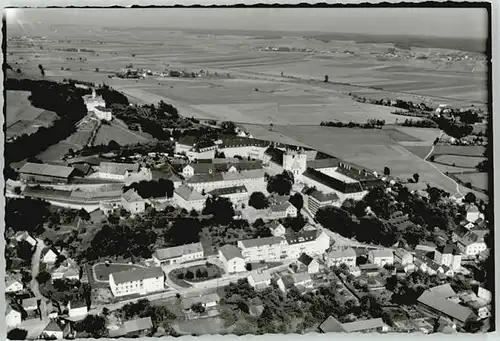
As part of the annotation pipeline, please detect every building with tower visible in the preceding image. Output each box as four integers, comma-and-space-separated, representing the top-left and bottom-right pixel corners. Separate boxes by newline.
282, 148, 308, 178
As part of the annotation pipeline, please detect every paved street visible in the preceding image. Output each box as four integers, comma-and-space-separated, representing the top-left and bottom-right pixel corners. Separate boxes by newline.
30, 238, 50, 318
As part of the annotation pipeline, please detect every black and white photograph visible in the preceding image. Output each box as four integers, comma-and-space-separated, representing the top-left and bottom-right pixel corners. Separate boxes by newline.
3, 2, 495, 339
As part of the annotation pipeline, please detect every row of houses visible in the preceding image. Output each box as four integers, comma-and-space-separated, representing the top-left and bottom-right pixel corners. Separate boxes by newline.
218, 228, 331, 273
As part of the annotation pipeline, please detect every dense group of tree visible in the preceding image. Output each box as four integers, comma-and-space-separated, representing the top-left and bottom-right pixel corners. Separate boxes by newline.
401, 118, 438, 128
86, 224, 157, 261
351, 95, 433, 112
267, 171, 294, 195
248, 192, 269, 209
5, 198, 51, 235
432, 116, 474, 139
221, 278, 382, 334
118, 299, 178, 336
316, 183, 469, 248
320, 119, 385, 129
123, 179, 174, 199
5, 78, 90, 162
202, 196, 235, 225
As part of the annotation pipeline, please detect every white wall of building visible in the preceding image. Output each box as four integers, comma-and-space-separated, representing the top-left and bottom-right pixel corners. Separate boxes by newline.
109, 275, 164, 298
172, 193, 205, 212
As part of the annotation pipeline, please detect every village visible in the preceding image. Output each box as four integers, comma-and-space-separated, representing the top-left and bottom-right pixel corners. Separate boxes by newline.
5, 83, 493, 338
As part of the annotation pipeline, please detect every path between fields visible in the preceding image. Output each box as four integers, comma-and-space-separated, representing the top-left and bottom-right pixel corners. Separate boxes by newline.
422, 132, 463, 197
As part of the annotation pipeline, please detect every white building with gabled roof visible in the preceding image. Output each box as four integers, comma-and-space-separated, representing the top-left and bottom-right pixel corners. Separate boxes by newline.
173, 185, 206, 211
219, 244, 246, 273
152, 242, 204, 266
121, 189, 146, 214
109, 266, 164, 297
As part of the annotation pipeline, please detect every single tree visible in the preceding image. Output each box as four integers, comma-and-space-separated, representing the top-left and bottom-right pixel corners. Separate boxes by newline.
289, 193, 304, 211
383, 167, 390, 176
324, 75, 329, 82
36, 271, 52, 284
7, 328, 28, 340
248, 192, 269, 210
185, 270, 194, 280
464, 192, 477, 204
191, 302, 206, 314
413, 173, 420, 183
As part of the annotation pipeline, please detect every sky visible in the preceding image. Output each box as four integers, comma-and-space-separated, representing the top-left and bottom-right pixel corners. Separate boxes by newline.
6, 7, 488, 39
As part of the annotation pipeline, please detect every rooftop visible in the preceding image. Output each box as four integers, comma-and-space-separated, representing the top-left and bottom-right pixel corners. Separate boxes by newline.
417, 290, 475, 323
44, 320, 63, 332
327, 247, 357, 259
110, 267, 164, 285
174, 185, 205, 201
209, 186, 248, 196
284, 229, 318, 245
297, 253, 314, 266
290, 271, 312, 284
219, 244, 243, 260
438, 244, 462, 256
19, 162, 75, 178
99, 162, 139, 175
182, 293, 220, 309
154, 243, 203, 261
308, 189, 340, 203
239, 236, 285, 249
369, 249, 394, 259
307, 158, 341, 170
122, 189, 143, 203
249, 270, 271, 283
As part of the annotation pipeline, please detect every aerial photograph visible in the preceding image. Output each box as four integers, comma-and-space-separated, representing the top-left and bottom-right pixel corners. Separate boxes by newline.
4, 6, 493, 339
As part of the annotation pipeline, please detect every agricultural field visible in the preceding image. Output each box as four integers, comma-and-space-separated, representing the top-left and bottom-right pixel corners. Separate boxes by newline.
433, 155, 485, 168
93, 119, 154, 146
6, 90, 59, 139
432, 145, 486, 157
453, 172, 488, 192
246, 124, 482, 197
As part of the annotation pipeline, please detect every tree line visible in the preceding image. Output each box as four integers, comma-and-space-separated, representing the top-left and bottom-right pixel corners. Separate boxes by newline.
5, 78, 89, 162
320, 119, 386, 129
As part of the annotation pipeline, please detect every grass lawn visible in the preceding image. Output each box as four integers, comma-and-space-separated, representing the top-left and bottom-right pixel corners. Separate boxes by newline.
93, 119, 154, 146
167, 272, 192, 288
92, 262, 146, 282
172, 263, 223, 283
174, 316, 230, 335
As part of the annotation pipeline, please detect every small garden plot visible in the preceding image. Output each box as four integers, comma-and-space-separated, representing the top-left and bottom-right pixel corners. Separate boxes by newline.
171, 263, 223, 283
92, 262, 146, 283
433, 155, 486, 168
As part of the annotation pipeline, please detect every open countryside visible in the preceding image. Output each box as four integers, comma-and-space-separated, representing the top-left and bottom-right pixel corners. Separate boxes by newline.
4, 7, 492, 340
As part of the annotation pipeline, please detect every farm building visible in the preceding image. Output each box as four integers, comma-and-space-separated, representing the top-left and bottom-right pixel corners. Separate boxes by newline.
19, 162, 76, 184
93, 162, 140, 181
152, 242, 204, 266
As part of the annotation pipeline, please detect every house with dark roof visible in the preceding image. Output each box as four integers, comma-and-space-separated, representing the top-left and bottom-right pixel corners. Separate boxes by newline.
297, 253, 320, 274
208, 185, 249, 205
318, 316, 389, 333
109, 267, 164, 297
152, 242, 204, 266
417, 287, 477, 327
19, 162, 76, 184
434, 244, 462, 271
218, 244, 246, 273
